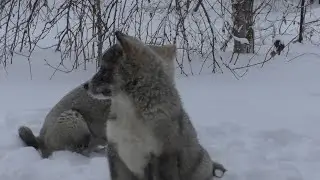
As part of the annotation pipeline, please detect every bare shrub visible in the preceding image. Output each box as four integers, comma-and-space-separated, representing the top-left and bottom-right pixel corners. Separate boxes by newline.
0, 0, 319, 79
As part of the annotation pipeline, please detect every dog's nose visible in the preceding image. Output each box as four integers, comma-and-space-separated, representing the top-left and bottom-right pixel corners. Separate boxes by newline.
83, 83, 89, 90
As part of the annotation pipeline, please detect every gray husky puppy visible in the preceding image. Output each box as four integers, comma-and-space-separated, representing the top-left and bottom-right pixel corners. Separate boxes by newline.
18, 43, 177, 158
84, 31, 226, 180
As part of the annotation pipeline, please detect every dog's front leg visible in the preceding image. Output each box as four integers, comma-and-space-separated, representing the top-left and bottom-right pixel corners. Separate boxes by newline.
107, 142, 138, 180
143, 154, 164, 180
157, 152, 180, 180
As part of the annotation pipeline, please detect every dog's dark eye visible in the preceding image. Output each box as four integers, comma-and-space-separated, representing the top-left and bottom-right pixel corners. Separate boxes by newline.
131, 79, 138, 86
102, 89, 112, 96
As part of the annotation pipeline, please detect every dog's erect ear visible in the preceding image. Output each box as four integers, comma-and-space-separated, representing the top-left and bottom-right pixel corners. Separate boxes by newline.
148, 44, 177, 63
115, 31, 142, 57
148, 44, 176, 80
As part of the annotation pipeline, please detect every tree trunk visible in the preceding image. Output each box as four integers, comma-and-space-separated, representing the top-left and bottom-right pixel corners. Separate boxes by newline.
232, 0, 254, 53
298, 0, 305, 43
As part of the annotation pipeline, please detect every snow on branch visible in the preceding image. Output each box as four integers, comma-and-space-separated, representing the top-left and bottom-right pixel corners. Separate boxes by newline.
0, 0, 319, 78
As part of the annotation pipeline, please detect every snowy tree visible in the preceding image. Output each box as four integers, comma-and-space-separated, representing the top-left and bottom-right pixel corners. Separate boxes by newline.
231, 0, 255, 54
0, 0, 320, 78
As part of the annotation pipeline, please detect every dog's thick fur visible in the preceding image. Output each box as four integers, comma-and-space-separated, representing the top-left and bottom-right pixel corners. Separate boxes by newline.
17, 43, 177, 158
85, 31, 226, 180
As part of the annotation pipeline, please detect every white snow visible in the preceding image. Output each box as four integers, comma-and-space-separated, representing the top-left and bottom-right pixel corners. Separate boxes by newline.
1, 4, 320, 180
233, 35, 250, 45
1, 42, 320, 180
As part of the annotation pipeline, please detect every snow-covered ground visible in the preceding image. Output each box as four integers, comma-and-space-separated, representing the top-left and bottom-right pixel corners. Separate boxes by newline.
1, 3, 320, 179
1, 40, 320, 180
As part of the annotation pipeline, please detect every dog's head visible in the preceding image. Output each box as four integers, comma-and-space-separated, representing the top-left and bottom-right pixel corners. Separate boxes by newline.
84, 31, 177, 100
83, 44, 123, 100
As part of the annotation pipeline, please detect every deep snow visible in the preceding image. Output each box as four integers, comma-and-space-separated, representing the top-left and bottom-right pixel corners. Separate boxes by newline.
1, 42, 320, 180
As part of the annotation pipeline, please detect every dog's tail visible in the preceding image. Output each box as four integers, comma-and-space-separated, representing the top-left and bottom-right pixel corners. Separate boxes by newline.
18, 126, 40, 149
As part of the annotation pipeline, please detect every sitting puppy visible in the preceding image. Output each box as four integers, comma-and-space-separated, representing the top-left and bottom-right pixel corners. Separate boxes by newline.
84, 31, 227, 180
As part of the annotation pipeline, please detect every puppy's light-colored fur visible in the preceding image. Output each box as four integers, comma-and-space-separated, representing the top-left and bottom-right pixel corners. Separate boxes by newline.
108, 92, 162, 176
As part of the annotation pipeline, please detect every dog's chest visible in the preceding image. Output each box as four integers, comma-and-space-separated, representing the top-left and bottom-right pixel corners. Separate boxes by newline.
106, 93, 161, 176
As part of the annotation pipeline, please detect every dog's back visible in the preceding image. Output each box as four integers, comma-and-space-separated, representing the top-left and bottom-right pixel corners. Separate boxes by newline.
19, 86, 110, 157
40, 84, 110, 141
